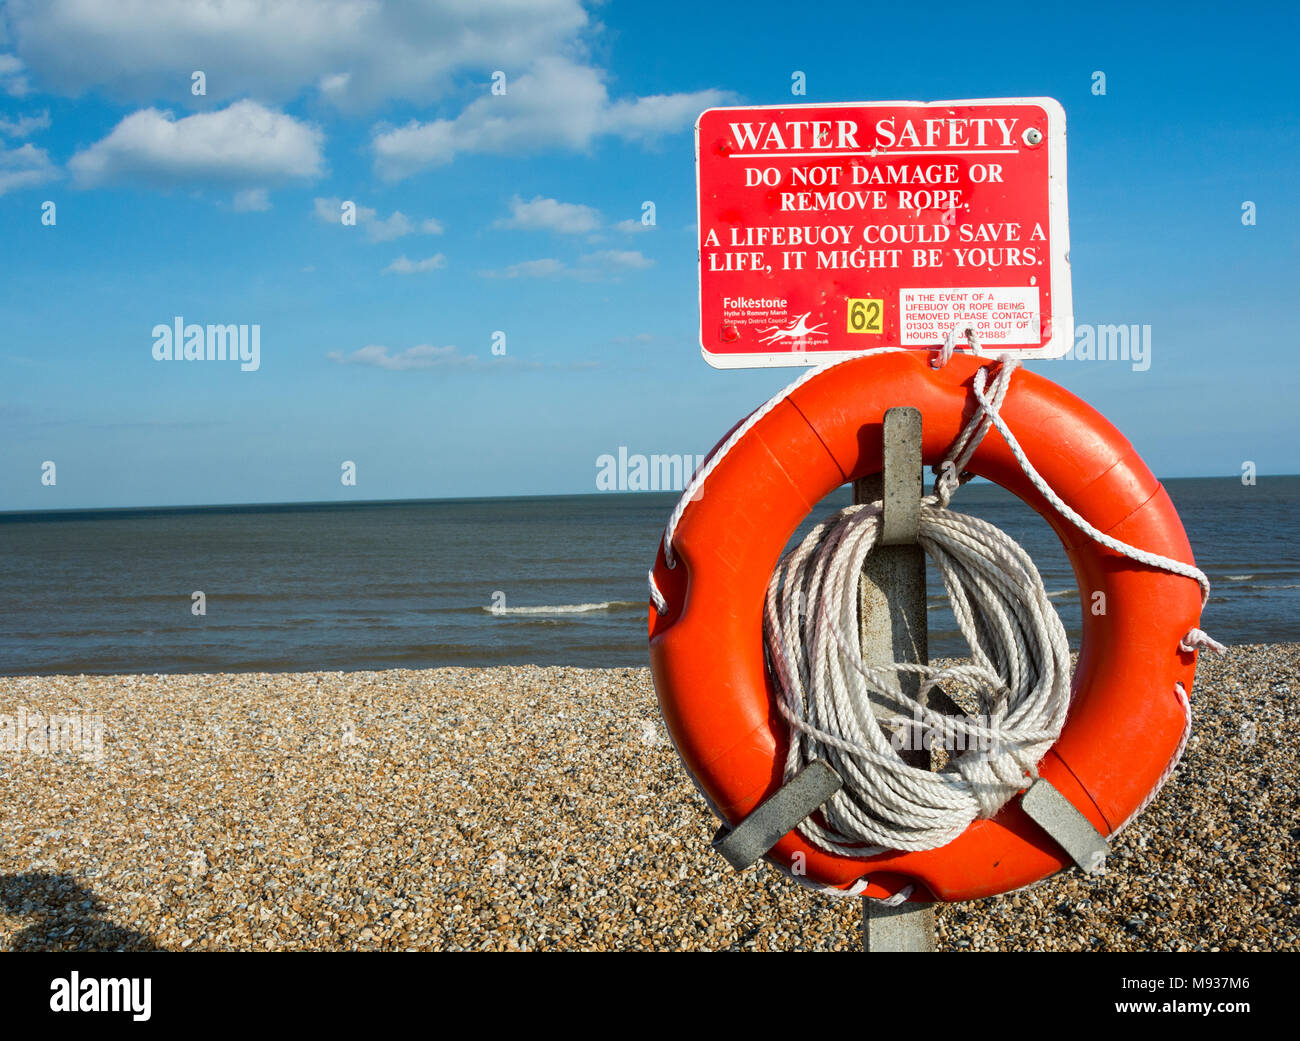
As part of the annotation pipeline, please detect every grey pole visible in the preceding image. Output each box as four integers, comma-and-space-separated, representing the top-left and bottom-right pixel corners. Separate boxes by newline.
854, 406, 936, 952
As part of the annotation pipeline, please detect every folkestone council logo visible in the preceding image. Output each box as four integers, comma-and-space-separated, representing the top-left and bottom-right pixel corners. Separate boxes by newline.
151, 316, 261, 372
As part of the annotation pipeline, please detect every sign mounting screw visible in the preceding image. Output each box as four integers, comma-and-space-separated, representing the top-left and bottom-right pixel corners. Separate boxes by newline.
1023, 127, 1044, 147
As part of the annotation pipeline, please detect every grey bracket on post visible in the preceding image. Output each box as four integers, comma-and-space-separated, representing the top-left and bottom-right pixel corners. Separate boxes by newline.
711, 759, 843, 871
879, 406, 923, 546
1020, 778, 1110, 875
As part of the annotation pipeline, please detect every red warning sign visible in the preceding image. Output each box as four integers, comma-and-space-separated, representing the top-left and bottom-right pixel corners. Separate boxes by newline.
695, 98, 1072, 368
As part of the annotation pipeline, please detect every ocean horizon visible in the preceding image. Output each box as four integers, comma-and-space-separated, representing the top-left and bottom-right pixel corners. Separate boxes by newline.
2, 475, 1296, 675
5, 468, 1299, 520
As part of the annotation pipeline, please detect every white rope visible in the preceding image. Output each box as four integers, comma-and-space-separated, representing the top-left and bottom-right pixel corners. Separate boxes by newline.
1180, 627, 1227, 655
962, 360, 1215, 607
764, 494, 1074, 854
650, 345, 1225, 899
650, 329, 982, 611
932, 324, 982, 370
763, 355, 1224, 866
649, 347, 906, 614
659, 347, 906, 571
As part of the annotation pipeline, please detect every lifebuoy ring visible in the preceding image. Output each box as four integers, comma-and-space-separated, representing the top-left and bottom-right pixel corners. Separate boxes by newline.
647, 351, 1204, 903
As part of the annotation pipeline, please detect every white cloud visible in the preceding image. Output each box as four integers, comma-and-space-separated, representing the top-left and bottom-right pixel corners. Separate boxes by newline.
232, 186, 270, 211
372, 57, 731, 179
4, 0, 589, 110
367, 211, 420, 242
312, 196, 443, 242
480, 250, 652, 279
483, 258, 569, 279
327, 344, 465, 371
318, 72, 351, 99
5, 4, 729, 179
584, 249, 653, 270
326, 341, 596, 373
68, 100, 323, 188
0, 109, 49, 137
0, 53, 30, 96
604, 92, 724, 142
614, 218, 654, 233
368, 211, 413, 242
495, 194, 600, 234
0, 140, 56, 194
314, 195, 373, 225
383, 254, 446, 274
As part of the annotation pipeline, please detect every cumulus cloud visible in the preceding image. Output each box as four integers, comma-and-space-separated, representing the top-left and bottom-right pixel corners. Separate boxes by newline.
5, 4, 729, 181
314, 195, 372, 225
367, 211, 415, 242
327, 344, 464, 371
383, 253, 446, 274
492, 196, 657, 239
0, 140, 57, 194
480, 250, 652, 280
604, 92, 724, 142
584, 249, 653, 270
232, 186, 270, 211
372, 57, 731, 179
495, 194, 600, 234
0, 109, 49, 137
312, 196, 444, 242
3, 0, 589, 110
487, 258, 569, 279
68, 100, 323, 188
0, 53, 31, 96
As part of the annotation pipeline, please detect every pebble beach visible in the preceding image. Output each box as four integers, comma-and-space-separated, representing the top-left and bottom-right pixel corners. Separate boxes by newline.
0, 644, 1295, 952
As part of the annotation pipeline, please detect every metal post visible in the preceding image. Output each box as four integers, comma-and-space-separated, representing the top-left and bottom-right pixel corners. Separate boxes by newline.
854, 406, 935, 952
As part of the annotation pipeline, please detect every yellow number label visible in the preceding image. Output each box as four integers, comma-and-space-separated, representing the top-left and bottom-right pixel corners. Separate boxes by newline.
847, 298, 883, 334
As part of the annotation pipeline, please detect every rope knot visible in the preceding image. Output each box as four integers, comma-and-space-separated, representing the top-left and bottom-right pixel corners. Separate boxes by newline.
932, 461, 961, 508
931, 325, 982, 369
1180, 627, 1227, 656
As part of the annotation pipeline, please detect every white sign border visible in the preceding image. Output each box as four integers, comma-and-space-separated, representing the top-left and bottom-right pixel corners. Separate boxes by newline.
695, 97, 1073, 369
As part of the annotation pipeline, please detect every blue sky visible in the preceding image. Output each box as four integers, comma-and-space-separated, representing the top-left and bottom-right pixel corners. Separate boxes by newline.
0, 0, 1296, 510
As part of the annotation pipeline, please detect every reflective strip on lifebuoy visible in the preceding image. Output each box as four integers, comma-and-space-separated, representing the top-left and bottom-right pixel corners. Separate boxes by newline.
647, 351, 1203, 903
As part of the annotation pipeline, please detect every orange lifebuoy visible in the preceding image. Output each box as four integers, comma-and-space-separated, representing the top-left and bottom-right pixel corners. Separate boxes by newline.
648, 351, 1204, 903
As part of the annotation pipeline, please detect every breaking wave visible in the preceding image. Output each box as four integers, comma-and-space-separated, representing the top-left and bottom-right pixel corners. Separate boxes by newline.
482, 601, 641, 616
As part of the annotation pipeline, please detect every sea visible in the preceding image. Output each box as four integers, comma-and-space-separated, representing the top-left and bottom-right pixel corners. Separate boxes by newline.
0, 477, 1295, 674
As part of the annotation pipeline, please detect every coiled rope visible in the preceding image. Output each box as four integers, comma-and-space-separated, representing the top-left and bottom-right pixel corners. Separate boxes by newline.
765, 495, 1073, 854
649, 341, 1225, 897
